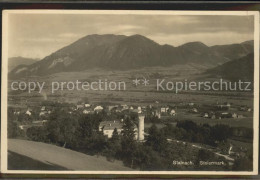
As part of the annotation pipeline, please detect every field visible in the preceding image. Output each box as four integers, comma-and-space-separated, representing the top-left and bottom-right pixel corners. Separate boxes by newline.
176, 110, 253, 128
8, 66, 254, 130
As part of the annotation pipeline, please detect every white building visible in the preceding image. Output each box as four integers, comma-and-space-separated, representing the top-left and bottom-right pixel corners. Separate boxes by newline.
170, 109, 176, 116
138, 114, 145, 141
137, 106, 142, 114
99, 120, 138, 139
84, 103, 91, 108
25, 110, 32, 116
94, 105, 103, 112
41, 106, 46, 111
83, 109, 93, 114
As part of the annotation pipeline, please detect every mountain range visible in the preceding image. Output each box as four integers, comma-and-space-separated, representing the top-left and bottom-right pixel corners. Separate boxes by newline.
9, 34, 253, 79
206, 53, 254, 82
8, 57, 39, 72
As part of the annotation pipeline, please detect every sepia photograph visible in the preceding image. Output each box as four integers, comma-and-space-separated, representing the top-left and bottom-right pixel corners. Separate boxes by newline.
1, 10, 259, 175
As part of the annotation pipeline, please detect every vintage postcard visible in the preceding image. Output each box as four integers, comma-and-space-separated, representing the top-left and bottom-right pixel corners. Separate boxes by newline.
1, 10, 259, 175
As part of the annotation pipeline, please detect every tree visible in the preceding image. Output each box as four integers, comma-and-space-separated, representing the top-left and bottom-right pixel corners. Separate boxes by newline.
8, 120, 23, 138
176, 120, 198, 132
105, 128, 122, 161
46, 108, 77, 147
145, 124, 168, 154
120, 117, 137, 167
121, 117, 136, 140
211, 124, 231, 143
132, 144, 166, 170
8, 108, 23, 138
27, 126, 47, 142
76, 113, 101, 139
233, 157, 253, 171
111, 128, 120, 142
73, 113, 106, 154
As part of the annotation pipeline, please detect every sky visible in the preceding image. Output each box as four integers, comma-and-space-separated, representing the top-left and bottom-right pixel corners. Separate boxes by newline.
8, 13, 254, 59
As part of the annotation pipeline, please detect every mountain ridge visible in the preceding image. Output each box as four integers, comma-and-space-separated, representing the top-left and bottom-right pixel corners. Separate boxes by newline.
205, 53, 254, 82
9, 34, 253, 78
8, 57, 39, 72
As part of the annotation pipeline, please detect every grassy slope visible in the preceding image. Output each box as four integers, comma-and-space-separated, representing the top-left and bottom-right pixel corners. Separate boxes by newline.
8, 139, 132, 171
8, 151, 68, 170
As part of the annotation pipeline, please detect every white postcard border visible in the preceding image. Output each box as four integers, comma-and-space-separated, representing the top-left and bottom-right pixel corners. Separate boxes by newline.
1, 10, 259, 175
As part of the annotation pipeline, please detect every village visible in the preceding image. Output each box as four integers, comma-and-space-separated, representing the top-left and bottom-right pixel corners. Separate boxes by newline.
10, 99, 253, 138
8, 98, 254, 171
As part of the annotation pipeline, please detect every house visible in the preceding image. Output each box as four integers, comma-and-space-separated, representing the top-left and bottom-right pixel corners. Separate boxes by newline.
83, 108, 94, 114
41, 106, 46, 111
14, 110, 20, 115
39, 111, 48, 116
170, 109, 176, 116
203, 113, 209, 118
160, 106, 169, 113
132, 109, 139, 114
84, 103, 91, 108
211, 114, 216, 119
116, 106, 125, 113
188, 102, 195, 106
32, 120, 48, 126
237, 114, 244, 118
122, 104, 129, 110
141, 106, 147, 112
108, 105, 118, 111
216, 112, 232, 119
25, 109, 32, 116
224, 102, 231, 107
42, 120, 48, 124
202, 111, 215, 118
190, 108, 198, 113
99, 120, 138, 139
239, 106, 252, 112
232, 113, 238, 118
76, 104, 84, 110
216, 102, 231, 110
94, 105, 103, 112
154, 110, 161, 119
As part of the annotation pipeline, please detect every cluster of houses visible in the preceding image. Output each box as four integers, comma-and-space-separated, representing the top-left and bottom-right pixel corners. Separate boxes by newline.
239, 106, 252, 112
76, 103, 103, 114
75, 103, 177, 119
12, 100, 253, 134
39, 106, 52, 117
192, 102, 250, 119
13, 106, 52, 118
202, 111, 244, 119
